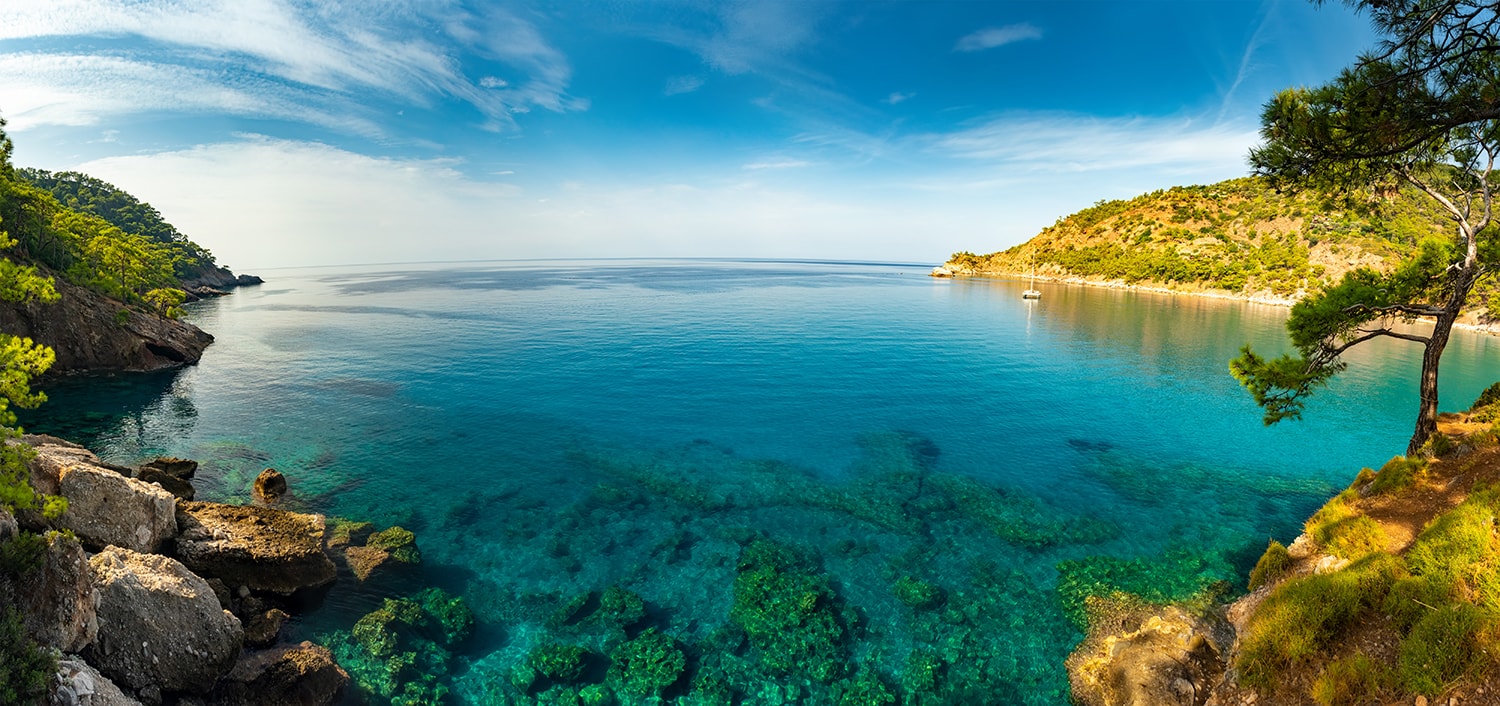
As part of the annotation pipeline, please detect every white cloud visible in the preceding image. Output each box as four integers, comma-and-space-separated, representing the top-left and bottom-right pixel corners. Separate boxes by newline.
664, 75, 705, 96
479, 76, 509, 88
954, 24, 1043, 52
0, 0, 584, 132
930, 113, 1258, 173
743, 159, 812, 170
885, 91, 914, 105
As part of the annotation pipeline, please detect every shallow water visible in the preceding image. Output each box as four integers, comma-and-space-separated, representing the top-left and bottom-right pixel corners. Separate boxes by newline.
25, 260, 1500, 704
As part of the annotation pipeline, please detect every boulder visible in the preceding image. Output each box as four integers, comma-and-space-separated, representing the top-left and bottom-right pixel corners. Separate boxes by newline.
56, 465, 177, 553
48, 464, 167, 550
234, 274, 265, 287
12, 532, 98, 653
252, 468, 287, 503
212, 642, 348, 706
1067, 603, 1228, 706
49, 656, 141, 706
175, 501, 336, 595
243, 607, 289, 649
85, 547, 243, 695
25, 441, 102, 497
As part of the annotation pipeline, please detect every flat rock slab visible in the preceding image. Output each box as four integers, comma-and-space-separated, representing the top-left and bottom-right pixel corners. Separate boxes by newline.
86, 547, 242, 695
175, 501, 336, 595
57, 465, 177, 553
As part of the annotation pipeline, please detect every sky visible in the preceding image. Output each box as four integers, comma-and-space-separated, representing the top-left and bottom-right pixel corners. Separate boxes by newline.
0, 0, 1381, 270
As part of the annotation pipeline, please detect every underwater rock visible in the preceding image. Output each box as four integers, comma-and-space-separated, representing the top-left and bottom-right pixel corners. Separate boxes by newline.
730, 539, 847, 683
138, 458, 198, 480
12, 531, 98, 653
253, 468, 287, 503
49, 655, 141, 706
85, 547, 243, 695
609, 628, 686, 698
174, 501, 336, 595
212, 642, 348, 706
325, 518, 374, 549
343, 525, 421, 582
336, 589, 472, 703
56, 464, 177, 553
132, 466, 194, 501
342, 545, 396, 582
1066, 603, 1229, 706
892, 576, 945, 610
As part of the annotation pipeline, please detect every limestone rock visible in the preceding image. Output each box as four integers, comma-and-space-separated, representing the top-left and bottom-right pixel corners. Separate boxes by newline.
25, 440, 102, 497
49, 656, 141, 706
85, 547, 243, 695
253, 468, 287, 503
138, 458, 198, 479
1067, 604, 1228, 706
57, 465, 177, 553
0, 276, 213, 373
175, 501, 336, 595
212, 642, 348, 706
12, 532, 98, 652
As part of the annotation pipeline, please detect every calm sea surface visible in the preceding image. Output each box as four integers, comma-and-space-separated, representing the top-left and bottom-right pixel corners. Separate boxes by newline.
24, 260, 1500, 704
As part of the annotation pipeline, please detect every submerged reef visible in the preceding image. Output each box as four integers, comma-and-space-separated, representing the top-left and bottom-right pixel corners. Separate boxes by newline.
292, 428, 1327, 705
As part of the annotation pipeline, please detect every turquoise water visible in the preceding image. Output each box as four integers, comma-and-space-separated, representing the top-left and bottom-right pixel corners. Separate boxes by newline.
24, 260, 1500, 704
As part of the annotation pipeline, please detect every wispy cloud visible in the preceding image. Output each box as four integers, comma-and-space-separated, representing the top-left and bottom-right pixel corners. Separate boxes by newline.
929, 113, 1258, 173
0, 52, 382, 135
0, 0, 585, 132
743, 159, 812, 170
885, 91, 915, 105
954, 24, 1043, 52
664, 75, 705, 96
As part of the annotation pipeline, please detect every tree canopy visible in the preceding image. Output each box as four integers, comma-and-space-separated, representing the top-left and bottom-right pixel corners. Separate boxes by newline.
1232, 0, 1500, 454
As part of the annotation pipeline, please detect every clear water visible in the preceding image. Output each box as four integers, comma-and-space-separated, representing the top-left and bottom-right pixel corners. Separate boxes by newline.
24, 260, 1500, 704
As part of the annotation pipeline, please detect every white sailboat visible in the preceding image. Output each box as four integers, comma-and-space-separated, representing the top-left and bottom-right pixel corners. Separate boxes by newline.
1022, 251, 1042, 299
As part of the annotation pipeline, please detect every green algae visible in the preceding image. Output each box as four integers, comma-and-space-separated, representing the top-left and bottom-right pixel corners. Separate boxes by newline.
608, 628, 686, 698
331, 588, 476, 704
730, 539, 847, 683
891, 575, 944, 610
1056, 545, 1237, 629
369, 526, 423, 564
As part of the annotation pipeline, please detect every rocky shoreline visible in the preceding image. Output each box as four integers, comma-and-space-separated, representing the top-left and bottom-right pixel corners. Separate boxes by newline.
2, 435, 369, 706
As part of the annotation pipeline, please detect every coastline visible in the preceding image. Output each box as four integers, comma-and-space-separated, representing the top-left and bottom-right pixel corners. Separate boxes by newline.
936, 268, 1500, 336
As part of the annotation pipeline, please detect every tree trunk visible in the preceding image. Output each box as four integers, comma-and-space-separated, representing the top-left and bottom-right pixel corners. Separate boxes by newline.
1408, 315, 1452, 455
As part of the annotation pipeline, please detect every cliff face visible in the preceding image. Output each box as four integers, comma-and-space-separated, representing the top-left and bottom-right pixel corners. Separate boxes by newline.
0, 277, 213, 373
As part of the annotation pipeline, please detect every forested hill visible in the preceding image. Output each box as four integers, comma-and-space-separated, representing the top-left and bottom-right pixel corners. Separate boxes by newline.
942, 176, 1498, 314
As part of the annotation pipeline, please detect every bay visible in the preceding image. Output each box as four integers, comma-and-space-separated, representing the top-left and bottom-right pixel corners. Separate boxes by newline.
24, 260, 1500, 704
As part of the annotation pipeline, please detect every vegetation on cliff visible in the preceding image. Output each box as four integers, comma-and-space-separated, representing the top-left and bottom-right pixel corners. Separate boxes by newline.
946, 176, 1468, 301
0, 122, 223, 317
1233, 385, 1500, 704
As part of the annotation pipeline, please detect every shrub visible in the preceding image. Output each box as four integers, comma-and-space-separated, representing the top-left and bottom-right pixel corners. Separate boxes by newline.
1306, 490, 1387, 559
1368, 456, 1427, 496
1397, 603, 1494, 695
1471, 381, 1500, 411
0, 607, 54, 705
1311, 653, 1392, 706
1248, 539, 1293, 591
1237, 553, 1404, 689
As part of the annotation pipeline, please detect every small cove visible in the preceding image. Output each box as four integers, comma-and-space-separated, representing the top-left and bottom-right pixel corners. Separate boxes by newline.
24, 259, 1500, 704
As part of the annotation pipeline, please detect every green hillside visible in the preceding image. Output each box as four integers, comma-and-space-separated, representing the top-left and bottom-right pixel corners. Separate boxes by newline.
943, 177, 1495, 311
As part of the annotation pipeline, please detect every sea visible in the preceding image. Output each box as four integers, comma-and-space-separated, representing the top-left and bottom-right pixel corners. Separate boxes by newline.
22, 259, 1500, 705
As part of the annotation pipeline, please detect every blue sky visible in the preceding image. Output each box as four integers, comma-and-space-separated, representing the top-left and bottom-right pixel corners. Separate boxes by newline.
0, 1, 1377, 269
